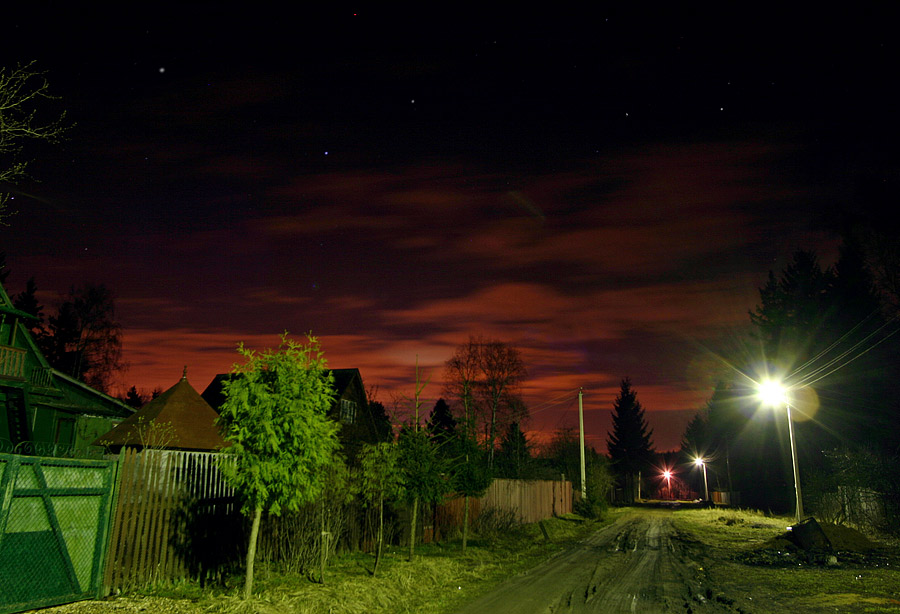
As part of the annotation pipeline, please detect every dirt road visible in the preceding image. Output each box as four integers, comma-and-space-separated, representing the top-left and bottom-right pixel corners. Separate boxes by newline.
455, 509, 733, 614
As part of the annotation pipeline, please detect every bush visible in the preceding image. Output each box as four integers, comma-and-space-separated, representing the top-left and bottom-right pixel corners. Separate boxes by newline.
472, 506, 519, 541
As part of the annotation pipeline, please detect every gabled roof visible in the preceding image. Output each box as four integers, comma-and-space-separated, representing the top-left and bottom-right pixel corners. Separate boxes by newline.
0, 282, 38, 320
94, 373, 225, 451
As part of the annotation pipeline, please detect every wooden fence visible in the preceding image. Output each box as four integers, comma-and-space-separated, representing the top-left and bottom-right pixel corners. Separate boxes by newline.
433, 478, 572, 539
104, 451, 573, 591
103, 449, 242, 594
482, 478, 571, 523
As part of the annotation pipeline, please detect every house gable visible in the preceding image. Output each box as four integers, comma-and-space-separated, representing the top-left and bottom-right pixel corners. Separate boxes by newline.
0, 280, 132, 454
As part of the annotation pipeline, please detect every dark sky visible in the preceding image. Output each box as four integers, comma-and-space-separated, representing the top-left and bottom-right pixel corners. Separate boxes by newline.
3, 5, 898, 450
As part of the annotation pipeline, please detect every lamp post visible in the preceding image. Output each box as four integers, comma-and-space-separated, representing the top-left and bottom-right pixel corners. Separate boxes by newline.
663, 470, 672, 500
758, 379, 803, 522
694, 457, 709, 503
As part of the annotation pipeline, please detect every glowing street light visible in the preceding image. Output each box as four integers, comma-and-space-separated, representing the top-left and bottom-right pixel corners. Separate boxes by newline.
694, 457, 709, 502
757, 378, 804, 522
662, 469, 673, 500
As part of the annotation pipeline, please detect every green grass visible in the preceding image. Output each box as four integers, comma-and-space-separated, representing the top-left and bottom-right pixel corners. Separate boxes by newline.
673, 508, 900, 613
121, 511, 622, 614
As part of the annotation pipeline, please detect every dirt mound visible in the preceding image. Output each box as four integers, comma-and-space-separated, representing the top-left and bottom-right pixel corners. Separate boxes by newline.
737, 519, 898, 568
818, 523, 879, 551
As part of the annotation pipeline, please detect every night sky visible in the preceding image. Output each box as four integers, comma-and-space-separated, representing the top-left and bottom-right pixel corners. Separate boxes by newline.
3, 6, 897, 451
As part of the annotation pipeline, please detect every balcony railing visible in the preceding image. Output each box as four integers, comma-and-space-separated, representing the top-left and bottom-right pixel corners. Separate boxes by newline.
30, 365, 54, 388
0, 345, 26, 380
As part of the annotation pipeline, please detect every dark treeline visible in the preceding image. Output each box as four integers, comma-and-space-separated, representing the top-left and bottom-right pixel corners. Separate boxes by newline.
680, 211, 900, 527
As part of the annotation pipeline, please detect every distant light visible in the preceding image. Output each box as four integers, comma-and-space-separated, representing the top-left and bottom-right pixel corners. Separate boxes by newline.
159, 67, 165, 73
324, 151, 329, 156
694, 457, 704, 467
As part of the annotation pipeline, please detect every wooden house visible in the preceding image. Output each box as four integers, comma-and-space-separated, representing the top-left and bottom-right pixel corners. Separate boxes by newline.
0, 281, 132, 455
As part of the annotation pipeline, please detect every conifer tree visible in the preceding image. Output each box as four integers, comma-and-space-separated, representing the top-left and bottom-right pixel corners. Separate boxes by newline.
606, 378, 654, 498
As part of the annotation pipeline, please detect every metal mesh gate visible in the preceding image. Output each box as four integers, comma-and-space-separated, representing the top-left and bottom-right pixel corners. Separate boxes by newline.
0, 453, 117, 614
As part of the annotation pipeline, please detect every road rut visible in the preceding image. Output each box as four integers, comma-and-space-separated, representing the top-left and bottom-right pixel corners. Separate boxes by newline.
455, 510, 736, 613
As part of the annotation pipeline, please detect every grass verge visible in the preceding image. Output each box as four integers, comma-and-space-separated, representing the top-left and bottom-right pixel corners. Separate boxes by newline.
673, 508, 900, 613
42, 510, 622, 614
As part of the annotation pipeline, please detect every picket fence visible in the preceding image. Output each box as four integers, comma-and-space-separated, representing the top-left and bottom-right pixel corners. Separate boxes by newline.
103, 449, 242, 594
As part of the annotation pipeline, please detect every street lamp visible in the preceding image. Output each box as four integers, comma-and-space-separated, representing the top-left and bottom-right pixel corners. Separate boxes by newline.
662, 470, 672, 500
757, 378, 804, 522
694, 457, 709, 503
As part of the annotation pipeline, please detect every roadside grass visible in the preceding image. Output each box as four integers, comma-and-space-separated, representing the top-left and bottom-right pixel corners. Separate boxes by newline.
674, 508, 900, 613
122, 510, 622, 614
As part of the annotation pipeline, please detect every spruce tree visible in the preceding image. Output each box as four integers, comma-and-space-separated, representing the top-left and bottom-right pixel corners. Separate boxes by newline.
606, 378, 654, 497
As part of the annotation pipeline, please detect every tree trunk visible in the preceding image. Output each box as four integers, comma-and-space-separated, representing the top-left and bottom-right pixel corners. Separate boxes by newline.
462, 495, 470, 551
319, 498, 327, 583
374, 492, 384, 576
243, 505, 262, 600
408, 497, 418, 561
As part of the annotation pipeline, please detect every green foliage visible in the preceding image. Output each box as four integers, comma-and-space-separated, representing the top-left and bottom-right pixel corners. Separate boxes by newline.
543, 428, 613, 515
217, 332, 341, 517
396, 427, 447, 505
358, 442, 403, 506
448, 435, 492, 498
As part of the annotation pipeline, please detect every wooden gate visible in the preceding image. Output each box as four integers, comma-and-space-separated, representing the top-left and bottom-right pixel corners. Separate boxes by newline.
0, 453, 117, 614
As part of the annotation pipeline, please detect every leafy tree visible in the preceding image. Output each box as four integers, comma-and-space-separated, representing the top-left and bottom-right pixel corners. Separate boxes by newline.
606, 378, 654, 500
396, 426, 446, 561
448, 434, 492, 550
217, 332, 340, 599
543, 428, 612, 516
357, 442, 403, 575
495, 421, 532, 479
0, 62, 70, 223
444, 336, 528, 466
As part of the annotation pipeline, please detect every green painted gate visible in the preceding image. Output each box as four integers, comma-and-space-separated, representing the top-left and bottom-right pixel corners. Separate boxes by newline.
0, 453, 117, 614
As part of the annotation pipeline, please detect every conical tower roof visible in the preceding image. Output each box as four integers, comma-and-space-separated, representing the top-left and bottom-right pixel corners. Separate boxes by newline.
94, 369, 226, 451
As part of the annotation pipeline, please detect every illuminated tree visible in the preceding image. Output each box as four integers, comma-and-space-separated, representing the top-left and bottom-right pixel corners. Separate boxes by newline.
396, 426, 446, 561
0, 62, 70, 223
357, 442, 402, 576
217, 333, 340, 599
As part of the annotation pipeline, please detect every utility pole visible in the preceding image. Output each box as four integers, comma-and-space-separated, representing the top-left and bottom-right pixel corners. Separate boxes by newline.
578, 388, 586, 501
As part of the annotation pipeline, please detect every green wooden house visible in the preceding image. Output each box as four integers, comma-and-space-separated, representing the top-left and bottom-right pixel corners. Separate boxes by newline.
0, 281, 133, 456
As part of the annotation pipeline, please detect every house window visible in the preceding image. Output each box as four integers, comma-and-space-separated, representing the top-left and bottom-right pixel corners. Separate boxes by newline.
340, 399, 357, 425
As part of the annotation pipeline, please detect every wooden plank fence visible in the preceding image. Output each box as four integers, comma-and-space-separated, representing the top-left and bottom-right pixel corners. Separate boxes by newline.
104, 449, 243, 594
104, 451, 572, 591
433, 478, 572, 539
482, 478, 572, 523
